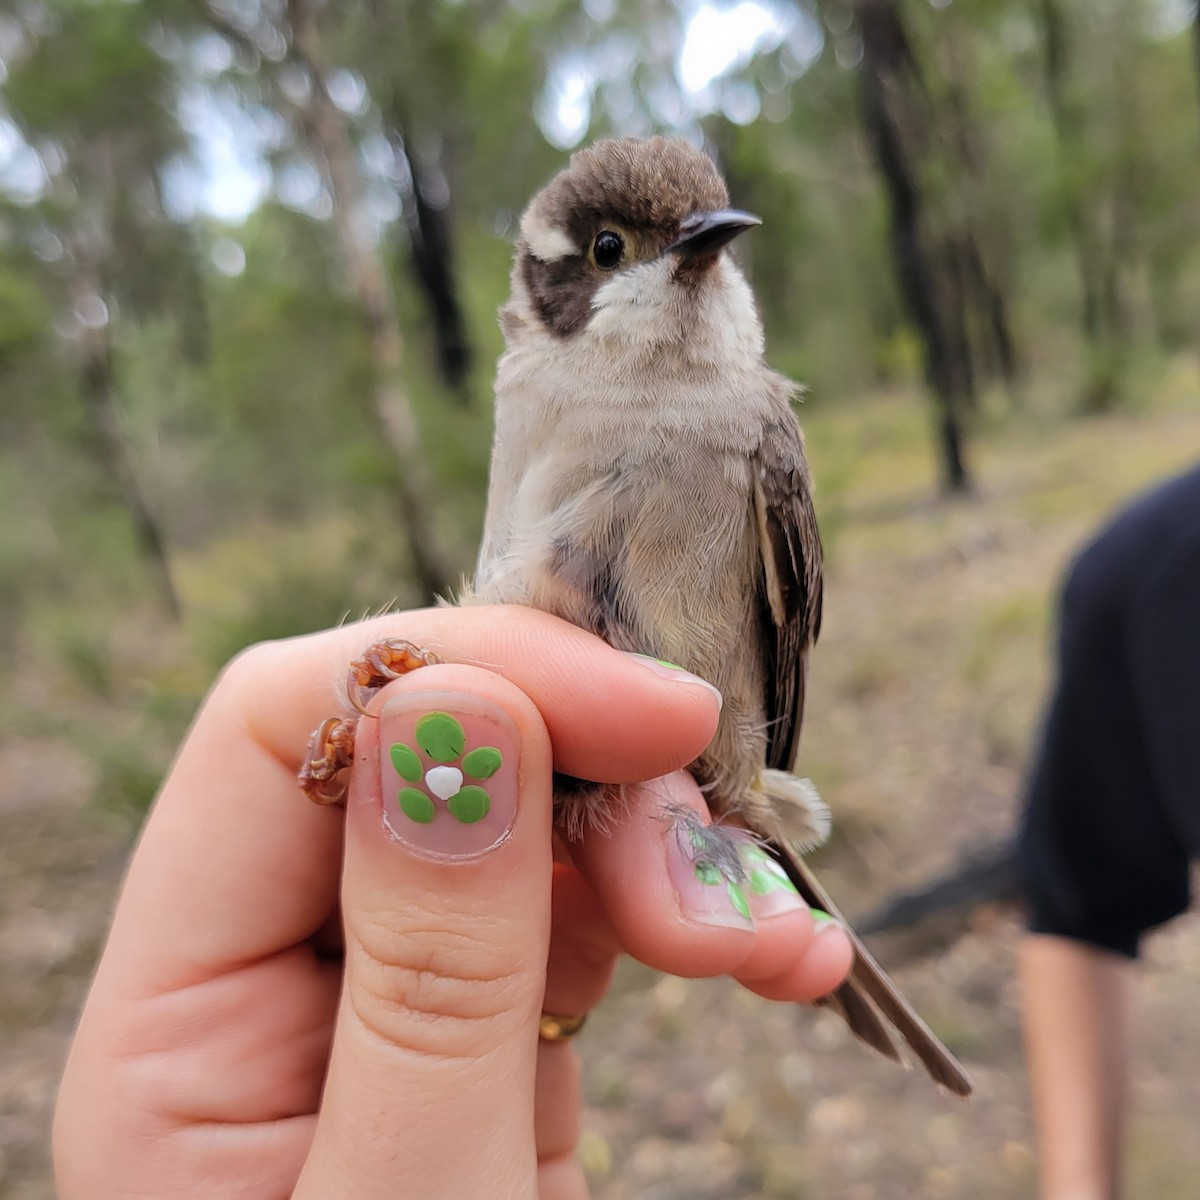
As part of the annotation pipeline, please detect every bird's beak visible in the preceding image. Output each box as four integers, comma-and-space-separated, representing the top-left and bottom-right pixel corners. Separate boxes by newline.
668, 209, 762, 260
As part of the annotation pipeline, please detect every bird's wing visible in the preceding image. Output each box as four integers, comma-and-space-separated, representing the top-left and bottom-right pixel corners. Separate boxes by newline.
752, 414, 973, 1099
751, 413, 824, 772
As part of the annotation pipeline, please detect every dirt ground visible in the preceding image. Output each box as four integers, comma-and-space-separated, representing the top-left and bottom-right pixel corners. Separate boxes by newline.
4, 391, 1200, 1198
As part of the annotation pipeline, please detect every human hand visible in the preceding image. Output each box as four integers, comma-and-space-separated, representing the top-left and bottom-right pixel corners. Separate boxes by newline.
54, 606, 852, 1199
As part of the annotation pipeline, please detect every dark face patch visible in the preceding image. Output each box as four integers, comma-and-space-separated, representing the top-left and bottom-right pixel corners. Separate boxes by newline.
520, 248, 598, 337
517, 136, 732, 338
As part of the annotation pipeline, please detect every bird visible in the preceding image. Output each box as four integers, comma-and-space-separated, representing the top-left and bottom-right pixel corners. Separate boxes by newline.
467, 135, 972, 1096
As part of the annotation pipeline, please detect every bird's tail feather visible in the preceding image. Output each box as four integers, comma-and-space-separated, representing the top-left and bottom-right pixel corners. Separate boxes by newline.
774, 839, 974, 1097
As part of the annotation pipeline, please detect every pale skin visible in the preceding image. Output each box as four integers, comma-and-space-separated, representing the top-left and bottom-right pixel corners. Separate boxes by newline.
1018, 934, 1135, 1200
54, 605, 853, 1200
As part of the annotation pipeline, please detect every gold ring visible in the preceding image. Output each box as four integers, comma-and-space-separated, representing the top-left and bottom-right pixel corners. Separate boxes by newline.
539, 1012, 589, 1042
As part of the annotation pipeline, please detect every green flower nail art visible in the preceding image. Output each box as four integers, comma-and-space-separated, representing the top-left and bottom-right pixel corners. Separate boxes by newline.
389, 712, 504, 826
398, 787, 436, 823
415, 711, 466, 762
391, 743, 422, 782
689, 829, 751, 917
741, 844, 799, 897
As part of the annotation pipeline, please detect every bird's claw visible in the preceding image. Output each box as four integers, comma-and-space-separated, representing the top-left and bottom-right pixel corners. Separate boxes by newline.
346, 638, 442, 714
298, 637, 442, 805
299, 716, 359, 804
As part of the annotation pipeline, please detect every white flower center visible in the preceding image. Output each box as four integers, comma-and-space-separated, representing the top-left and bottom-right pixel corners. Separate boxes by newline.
425, 765, 464, 800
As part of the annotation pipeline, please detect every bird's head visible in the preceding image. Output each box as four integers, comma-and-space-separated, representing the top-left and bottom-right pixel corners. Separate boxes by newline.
508, 137, 761, 352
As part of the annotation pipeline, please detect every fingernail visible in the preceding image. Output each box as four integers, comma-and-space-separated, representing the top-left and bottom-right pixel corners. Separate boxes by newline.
810, 909, 842, 934
379, 692, 518, 860
733, 836, 808, 920
625, 653, 723, 708
664, 816, 754, 930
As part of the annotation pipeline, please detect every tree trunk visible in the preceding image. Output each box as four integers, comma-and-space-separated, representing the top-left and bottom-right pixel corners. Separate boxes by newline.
957, 238, 1018, 393
854, 0, 974, 494
939, 35, 1021, 399
384, 105, 473, 400
175, 226, 212, 367
934, 394, 969, 493
73, 270, 181, 618
287, 0, 453, 601
1035, 0, 1110, 350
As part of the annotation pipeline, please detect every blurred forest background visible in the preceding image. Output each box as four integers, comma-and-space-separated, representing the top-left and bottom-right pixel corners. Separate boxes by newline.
3, 0, 1200, 1197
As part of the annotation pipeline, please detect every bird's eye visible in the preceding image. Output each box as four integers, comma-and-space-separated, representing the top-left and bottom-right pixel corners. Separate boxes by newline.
592, 230, 624, 270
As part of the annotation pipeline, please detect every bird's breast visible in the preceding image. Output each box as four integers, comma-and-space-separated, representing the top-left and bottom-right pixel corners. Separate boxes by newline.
477, 419, 759, 648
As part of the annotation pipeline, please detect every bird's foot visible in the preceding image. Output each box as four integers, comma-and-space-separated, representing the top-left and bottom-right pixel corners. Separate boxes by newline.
298, 638, 441, 805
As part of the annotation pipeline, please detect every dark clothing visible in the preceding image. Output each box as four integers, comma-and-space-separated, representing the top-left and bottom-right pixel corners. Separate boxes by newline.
1018, 464, 1200, 958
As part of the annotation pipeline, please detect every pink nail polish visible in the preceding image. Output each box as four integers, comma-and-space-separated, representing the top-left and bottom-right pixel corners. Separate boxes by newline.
663, 816, 754, 930
379, 692, 518, 860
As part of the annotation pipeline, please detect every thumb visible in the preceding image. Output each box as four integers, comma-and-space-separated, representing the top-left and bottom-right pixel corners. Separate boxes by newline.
294, 664, 553, 1200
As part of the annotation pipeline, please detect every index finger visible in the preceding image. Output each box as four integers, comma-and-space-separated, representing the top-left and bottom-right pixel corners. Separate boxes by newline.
98, 605, 722, 993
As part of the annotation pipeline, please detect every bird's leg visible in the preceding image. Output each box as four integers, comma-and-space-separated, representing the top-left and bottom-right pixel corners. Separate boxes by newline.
298, 638, 441, 805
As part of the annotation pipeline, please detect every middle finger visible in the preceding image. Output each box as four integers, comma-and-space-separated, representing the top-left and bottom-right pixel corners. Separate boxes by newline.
568, 772, 852, 997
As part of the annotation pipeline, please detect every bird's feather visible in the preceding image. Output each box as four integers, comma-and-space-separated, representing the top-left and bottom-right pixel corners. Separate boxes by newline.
752, 414, 823, 772
753, 413, 972, 1098
773, 832, 974, 1097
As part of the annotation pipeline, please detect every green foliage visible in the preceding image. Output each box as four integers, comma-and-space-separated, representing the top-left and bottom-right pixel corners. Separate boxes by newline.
181, 514, 417, 670
0, 263, 49, 364
0, 461, 56, 657
1077, 342, 1131, 414
46, 610, 117, 698
4, 0, 171, 139
89, 732, 167, 819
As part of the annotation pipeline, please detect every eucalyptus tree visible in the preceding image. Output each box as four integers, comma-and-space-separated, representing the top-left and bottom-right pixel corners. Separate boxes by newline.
1028, 0, 1200, 406
335, 0, 571, 401
199, 0, 457, 599
0, 0, 197, 615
